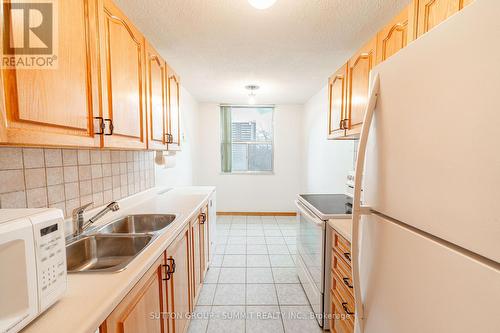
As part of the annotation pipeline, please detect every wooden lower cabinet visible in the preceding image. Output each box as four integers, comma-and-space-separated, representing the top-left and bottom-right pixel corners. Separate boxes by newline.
102, 255, 167, 333
190, 205, 210, 307
200, 205, 209, 278
190, 215, 202, 305
165, 224, 192, 333
330, 228, 354, 333
99, 201, 212, 333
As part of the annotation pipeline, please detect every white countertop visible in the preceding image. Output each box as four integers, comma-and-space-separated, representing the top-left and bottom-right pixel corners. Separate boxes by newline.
327, 218, 352, 243
22, 186, 215, 333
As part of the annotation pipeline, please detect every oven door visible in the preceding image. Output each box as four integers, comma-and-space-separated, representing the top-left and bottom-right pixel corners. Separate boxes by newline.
295, 200, 326, 327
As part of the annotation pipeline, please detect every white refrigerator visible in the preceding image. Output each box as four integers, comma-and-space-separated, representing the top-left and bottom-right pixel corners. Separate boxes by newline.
352, 1, 500, 332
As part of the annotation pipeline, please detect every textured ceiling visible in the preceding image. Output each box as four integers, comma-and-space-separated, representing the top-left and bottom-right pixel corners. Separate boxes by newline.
115, 0, 409, 104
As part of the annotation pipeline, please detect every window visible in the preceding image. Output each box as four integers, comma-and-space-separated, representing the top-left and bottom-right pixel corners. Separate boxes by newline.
221, 106, 274, 173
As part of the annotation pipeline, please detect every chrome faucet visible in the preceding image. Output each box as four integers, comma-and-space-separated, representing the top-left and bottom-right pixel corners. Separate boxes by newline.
72, 201, 120, 237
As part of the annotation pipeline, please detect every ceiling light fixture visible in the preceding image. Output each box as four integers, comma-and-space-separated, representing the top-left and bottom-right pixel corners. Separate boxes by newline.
248, 0, 277, 10
245, 85, 259, 105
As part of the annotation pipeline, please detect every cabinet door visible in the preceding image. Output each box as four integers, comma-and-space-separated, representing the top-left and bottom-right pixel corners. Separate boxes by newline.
412, 0, 462, 38
146, 42, 167, 150
104, 255, 167, 333
328, 64, 348, 139
191, 216, 202, 303
167, 68, 181, 150
346, 37, 377, 137
0, 0, 101, 147
165, 224, 191, 333
200, 205, 209, 278
100, 0, 147, 149
376, 6, 410, 64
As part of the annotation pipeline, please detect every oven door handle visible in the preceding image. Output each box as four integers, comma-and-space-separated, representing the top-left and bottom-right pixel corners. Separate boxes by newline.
295, 200, 324, 226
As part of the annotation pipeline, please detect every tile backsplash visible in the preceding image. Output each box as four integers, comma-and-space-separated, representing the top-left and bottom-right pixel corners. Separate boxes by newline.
0, 147, 155, 217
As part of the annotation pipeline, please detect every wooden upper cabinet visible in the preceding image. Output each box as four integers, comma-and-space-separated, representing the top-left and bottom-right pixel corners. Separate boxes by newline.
376, 6, 410, 64
103, 255, 167, 333
345, 37, 377, 137
328, 64, 348, 140
165, 224, 191, 333
0, 0, 101, 147
100, 0, 147, 149
146, 42, 167, 150
167, 67, 181, 150
411, 0, 470, 38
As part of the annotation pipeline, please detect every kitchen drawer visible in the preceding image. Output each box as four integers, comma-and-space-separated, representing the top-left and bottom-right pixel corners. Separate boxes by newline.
331, 270, 355, 315
332, 252, 354, 298
330, 290, 354, 333
332, 230, 351, 264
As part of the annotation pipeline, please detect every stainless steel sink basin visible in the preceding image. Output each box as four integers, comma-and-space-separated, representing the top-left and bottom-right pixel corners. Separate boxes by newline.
97, 214, 176, 234
66, 234, 153, 273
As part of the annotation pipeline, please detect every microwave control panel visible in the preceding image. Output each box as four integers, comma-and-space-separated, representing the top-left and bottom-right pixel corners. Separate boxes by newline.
31, 211, 67, 312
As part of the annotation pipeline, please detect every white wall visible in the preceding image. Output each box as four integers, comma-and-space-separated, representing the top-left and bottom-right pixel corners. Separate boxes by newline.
301, 85, 355, 193
195, 103, 302, 212
155, 86, 199, 187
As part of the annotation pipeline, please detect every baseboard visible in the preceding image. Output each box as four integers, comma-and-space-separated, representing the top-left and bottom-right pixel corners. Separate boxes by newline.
217, 212, 296, 216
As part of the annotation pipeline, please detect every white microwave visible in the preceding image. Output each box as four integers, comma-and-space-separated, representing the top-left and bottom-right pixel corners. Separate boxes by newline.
0, 209, 67, 333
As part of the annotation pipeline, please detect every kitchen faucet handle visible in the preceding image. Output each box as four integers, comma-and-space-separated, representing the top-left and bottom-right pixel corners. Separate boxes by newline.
72, 202, 93, 218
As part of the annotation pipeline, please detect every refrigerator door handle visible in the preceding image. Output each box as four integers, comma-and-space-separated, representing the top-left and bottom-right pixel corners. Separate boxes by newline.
352, 73, 380, 333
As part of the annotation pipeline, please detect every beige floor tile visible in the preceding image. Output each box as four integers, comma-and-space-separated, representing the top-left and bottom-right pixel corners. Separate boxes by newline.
213, 284, 246, 305
276, 284, 309, 305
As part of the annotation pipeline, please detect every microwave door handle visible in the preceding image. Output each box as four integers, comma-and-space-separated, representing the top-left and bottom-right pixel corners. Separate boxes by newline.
351, 73, 380, 333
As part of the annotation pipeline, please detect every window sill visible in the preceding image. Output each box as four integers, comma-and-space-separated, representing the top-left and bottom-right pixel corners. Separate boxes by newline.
220, 171, 275, 175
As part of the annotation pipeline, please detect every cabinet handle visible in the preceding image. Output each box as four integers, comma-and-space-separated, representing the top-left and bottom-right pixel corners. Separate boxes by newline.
162, 264, 171, 281
94, 117, 105, 135
200, 212, 207, 224
343, 277, 353, 289
342, 302, 355, 315
167, 258, 176, 274
342, 119, 349, 130
165, 133, 173, 144
104, 119, 114, 135
343, 252, 351, 262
